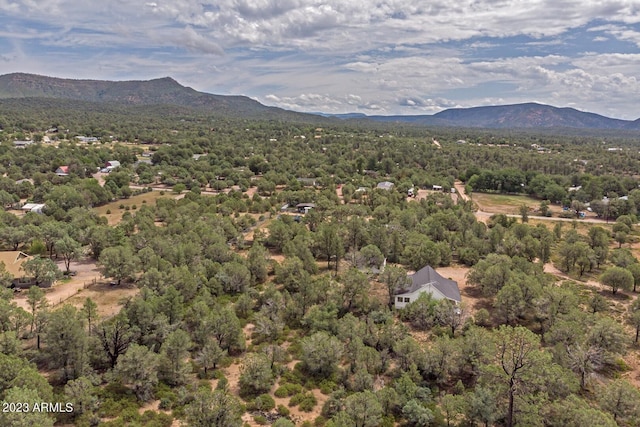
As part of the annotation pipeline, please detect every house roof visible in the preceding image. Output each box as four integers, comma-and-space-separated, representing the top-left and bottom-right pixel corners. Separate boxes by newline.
0, 251, 31, 278
296, 203, 316, 208
398, 265, 461, 302
377, 181, 394, 190
56, 166, 70, 173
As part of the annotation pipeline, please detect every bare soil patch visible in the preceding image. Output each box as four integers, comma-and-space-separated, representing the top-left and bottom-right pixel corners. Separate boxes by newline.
13, 258, 101, 311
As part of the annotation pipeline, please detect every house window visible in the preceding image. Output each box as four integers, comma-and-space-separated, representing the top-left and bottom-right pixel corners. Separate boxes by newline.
397, 297, 403, 302
404, 298, 410, 303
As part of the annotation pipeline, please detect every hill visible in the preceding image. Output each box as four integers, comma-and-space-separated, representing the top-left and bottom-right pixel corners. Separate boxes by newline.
364, 103, 640, 130
0, 73, 323, 122
2, 73, 640, 130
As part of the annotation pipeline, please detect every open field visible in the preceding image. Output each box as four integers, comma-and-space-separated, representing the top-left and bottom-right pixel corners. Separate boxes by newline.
473, 192, 554, 215
93, 191, 173, 225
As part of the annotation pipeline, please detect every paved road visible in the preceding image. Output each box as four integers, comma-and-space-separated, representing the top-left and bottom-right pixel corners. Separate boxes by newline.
453, 181, 611, 225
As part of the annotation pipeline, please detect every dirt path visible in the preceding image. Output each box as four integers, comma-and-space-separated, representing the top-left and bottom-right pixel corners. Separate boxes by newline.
13, 259, 101, 311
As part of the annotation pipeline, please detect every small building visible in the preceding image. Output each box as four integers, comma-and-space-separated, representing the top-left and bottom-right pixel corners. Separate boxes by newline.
0, 251, 47, 288
13, 140, 34, 148
394, 265, 461, 309
296, 203, 316, 214
76, 136, 99, 143
20, 203, 45, 214
55, 166, 70, 176
377, 181, 395, 191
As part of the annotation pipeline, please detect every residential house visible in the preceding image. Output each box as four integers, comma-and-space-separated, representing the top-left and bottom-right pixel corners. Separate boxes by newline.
13, 140, 34, 148
0, 251, 52, 288
296, 203, 316, 214
20, 203, 45, 214
394, 265, 461, 309
377, 181, 395, 191
55, 166, 70, 176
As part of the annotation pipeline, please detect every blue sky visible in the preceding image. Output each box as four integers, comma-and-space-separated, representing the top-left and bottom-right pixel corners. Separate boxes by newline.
1, 1, 640, 119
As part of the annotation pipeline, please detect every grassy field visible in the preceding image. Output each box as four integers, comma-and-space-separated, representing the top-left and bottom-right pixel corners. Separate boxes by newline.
473, 192, 558, 215
93, 191, 172, 225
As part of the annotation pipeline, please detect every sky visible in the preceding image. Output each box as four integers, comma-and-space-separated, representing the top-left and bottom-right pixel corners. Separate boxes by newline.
1, 1, 640, 119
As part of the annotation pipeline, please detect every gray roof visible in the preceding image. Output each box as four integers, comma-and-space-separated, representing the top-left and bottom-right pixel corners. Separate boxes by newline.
377, 181, 394, 190
399, 265, 461, 302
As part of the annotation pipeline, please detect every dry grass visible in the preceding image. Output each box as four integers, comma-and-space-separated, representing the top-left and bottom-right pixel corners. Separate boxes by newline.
473, 193, 551, 215
93, 192, 172, 225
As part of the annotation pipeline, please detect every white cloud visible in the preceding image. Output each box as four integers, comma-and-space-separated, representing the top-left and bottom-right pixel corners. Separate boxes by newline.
1, 1, 640, 118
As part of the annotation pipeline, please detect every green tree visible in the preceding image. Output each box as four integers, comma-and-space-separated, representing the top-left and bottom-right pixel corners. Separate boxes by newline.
0, 386, 55, 427
401, 234, 440, 271
301, 331, 343, 377
599, 379, 640, 423
343, 391, 383, 427
55, 235, 82, 273
381, 265, 410, 308
82, 297, 98, 334
96, 312, 136, 368
160, 328, 193, 386
600, 266, 634, 294
494, 325, 540, 427
26, 286, 46, 335
238, 353, 274, 397
185, 388, 243, 427
21, 256, 60, 287
114, 343, 160, 402
197, 338, 227, 375
98, 245, 139, 285
43, 305, 88, 382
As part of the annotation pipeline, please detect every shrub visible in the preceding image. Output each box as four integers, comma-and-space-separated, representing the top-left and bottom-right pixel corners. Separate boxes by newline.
106, 209, 112, 214
253, 415, 268, 425
253, 394, 275, 411
277, 404, 290, 416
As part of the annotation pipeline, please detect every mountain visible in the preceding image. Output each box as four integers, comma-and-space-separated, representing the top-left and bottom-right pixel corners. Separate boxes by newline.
362, 103, 640, 130
0, 73, 321, 121
2, 73, 639, 130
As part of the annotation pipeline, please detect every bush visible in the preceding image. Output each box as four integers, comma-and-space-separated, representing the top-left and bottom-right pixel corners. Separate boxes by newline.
277, 404, 290, 416
106, 209, 112, 214
290, 392, 317, 412
253, 394, 275, 411
253, 415, 268, 425
275, 383, 302, 398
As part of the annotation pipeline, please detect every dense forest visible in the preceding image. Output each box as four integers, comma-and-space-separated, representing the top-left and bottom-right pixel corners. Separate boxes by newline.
0, 103, 640, 427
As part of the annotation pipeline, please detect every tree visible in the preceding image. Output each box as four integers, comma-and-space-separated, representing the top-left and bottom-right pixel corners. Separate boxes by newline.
627, 263, 640, 292
600, 266, 634, 294
96, 312, 136, 368
301, 331, 343, 377
381, 265, 410, 308
519, 204, 529, 223
82, 297, 98, 334
494, 283, 525, 325
0, 387, 55, 427
26, 286, 46, 335
160, 329, 193, 386
628, 298, 640, 343
247, 243, 269, 284
494, 325, 540, 427
114, 343, 160, 402
216, 261, 251, 294
599, 379, 640, 423
43, 304, 88, 382
197, 339, 227, 375
401, 234, 440, 271
344, 391, 383, 427
21, 256, 60, 287
238, 353, 274, 397
98, 245, 139, 285
185, 388, 243, 427
55, 235, 82, 273
316, 222, 344, 272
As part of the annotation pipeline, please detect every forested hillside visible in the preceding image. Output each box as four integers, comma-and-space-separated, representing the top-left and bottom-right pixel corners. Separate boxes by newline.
0, 104, 639, 427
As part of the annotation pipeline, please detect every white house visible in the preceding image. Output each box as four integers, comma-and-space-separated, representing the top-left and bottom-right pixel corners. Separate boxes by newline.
377, 181, 394, 191
394, 265, 461, 309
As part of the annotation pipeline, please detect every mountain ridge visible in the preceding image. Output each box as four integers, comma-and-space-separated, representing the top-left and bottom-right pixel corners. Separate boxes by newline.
1, 73, 638, 130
